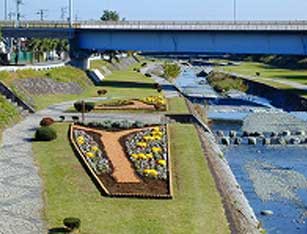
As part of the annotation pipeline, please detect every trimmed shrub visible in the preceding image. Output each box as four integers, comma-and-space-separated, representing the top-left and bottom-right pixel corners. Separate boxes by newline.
40, 117, 55, 127
97, 89, 108, 96
72, 116, 79, 122
63, 217, 81, 231
35, 127, 57, 141
74, 102, 95, 113
59, 115, 65, 122
141, 62, 147, 67
145, 73, 152, 77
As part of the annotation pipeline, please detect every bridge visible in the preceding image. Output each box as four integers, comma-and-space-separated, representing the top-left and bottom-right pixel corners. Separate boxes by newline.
1, 20, 307, 69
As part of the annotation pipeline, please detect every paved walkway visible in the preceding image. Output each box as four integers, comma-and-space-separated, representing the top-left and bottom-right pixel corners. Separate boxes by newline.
0, 98, 164, 233
141, 64, 180, 98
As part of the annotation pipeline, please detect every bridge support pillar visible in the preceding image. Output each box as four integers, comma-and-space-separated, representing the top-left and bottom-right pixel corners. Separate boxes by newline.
69, 49, 92, 70
69, 39, 92, 70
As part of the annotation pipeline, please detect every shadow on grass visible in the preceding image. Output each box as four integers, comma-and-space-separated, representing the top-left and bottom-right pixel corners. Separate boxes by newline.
48, 227, 70, 234
98, 80, 155, 89
271, 75, 307, 82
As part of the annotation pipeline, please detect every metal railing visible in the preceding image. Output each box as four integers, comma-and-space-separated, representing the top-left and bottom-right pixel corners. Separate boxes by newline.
0, 20, 307, 31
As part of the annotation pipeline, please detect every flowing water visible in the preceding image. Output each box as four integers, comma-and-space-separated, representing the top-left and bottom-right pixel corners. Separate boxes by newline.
176, 66, 307, 234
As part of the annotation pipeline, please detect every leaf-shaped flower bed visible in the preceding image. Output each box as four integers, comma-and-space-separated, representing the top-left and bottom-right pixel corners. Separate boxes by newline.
70, 123, 173, 198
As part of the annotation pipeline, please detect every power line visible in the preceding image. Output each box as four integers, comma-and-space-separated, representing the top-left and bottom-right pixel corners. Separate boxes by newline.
37, 9, 48, 21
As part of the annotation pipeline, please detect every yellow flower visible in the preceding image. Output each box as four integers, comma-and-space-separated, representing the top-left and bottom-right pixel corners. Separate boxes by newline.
137, 142, 147, 148
131, 153, 139, 159
144, 169, 158, 177
138, 153, 147, 160
152, 147, 162, 153
143, 135, 153, 141
91, 146, 99, 152
158, 159, 166, 166
77, 136, 84, 145
85, 152, 95, 158
145, 153, 153, 159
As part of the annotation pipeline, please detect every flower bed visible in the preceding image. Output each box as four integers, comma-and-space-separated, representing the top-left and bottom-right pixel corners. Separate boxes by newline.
94, 96, 167, 111
70, 122, 173, 198
73, 129, 112, 175
125, 126, 168, 180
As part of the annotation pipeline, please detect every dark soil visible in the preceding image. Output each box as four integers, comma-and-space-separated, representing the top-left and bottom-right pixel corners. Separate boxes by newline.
78, 127, 170, 197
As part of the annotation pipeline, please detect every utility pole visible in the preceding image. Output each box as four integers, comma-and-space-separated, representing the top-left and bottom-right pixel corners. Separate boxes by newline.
37, 9, 47, 21
16, 0, 23, 27
233, 0, 237, 22
60, 7, 67, 21
4, 0, 8, 20
68, 0, 73, 27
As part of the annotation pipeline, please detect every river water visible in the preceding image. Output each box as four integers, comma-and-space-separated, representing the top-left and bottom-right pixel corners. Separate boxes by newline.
176, 66, 307, 234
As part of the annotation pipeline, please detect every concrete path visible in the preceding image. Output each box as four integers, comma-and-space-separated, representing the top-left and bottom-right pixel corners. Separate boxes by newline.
141, 64, 180, 98
0, 98, 164, 233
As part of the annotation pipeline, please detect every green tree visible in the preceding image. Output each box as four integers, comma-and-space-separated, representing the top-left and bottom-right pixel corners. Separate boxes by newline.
100, 10, 120, 21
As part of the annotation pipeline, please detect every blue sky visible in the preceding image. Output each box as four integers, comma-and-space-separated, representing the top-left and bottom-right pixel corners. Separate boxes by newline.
2, 0, 307, 21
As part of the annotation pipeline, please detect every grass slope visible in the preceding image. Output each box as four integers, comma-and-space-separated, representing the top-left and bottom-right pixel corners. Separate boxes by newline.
0, 96, 20, 133
33, 123, 229, 234
220, 61, 307, 97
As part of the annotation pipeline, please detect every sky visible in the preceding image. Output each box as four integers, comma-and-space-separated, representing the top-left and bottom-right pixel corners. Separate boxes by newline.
1, 0, 307, 21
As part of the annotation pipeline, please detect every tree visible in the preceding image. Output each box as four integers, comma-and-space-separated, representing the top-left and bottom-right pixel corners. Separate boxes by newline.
100, 10, 120, 21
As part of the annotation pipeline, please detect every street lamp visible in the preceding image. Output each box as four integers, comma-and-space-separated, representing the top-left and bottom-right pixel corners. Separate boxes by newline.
68, 0, 73, 27
4, 0, 8, 20
233, 0, 237, 22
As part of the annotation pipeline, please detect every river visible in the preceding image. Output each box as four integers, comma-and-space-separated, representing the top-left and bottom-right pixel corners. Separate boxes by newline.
176, 65, 307, 234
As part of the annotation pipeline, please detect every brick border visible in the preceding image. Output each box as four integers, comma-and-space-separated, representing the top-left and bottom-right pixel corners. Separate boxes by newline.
69, 123, 173, 199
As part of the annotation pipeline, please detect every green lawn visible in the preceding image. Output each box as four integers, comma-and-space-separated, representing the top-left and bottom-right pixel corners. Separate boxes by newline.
100, 70, 159, 99
167, 97, 190, 114
218, 61, 307, 97
33, 123, 230, 234
221, 62, 307, 84
0, 96, 20, 135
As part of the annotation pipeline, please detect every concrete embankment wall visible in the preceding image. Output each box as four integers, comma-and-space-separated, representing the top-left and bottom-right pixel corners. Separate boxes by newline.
198, 128, 262, 234
244, 79, 307, 111
213, 70, 307, 111
184, 99, 261, 234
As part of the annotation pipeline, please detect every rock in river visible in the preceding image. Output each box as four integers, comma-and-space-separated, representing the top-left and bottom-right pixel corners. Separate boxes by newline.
229, 130, 237, 138
261, 210, 274, 216
221, 137, 230, 146
248, 137, 257, 145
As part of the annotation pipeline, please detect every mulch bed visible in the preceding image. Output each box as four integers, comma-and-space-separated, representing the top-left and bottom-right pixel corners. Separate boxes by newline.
71, 125, 171, 197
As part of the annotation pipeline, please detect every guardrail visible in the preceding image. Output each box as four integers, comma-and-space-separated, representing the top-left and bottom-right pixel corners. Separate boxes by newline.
0, 20, 307, 31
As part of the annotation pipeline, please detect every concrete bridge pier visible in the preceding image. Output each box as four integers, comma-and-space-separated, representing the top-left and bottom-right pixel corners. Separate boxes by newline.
69, 39, 93, 70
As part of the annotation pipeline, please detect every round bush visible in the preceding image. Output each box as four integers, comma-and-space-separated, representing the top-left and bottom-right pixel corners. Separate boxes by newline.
63, 217, 81, 230
97, 89, 108, 96
74, 102, 95, 113
40, 117, 55, 127
35, 127, 57, 141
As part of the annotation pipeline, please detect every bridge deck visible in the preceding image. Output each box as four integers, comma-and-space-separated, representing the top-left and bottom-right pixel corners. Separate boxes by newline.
1, 20, 307, 31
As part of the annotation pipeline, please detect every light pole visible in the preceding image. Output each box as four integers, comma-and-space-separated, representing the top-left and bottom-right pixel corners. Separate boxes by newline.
68, 0, 73, 27
4, 0, 8, 20
233, 0, 237, 22
16, 0, 22, 27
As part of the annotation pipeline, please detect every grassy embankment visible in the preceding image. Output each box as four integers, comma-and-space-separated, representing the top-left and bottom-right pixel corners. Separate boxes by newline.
218, 61, 307, 98
207, 71, 248, 93
0, 66, 98, 110
33, 123, 230, 234
0, 95, 21, 135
